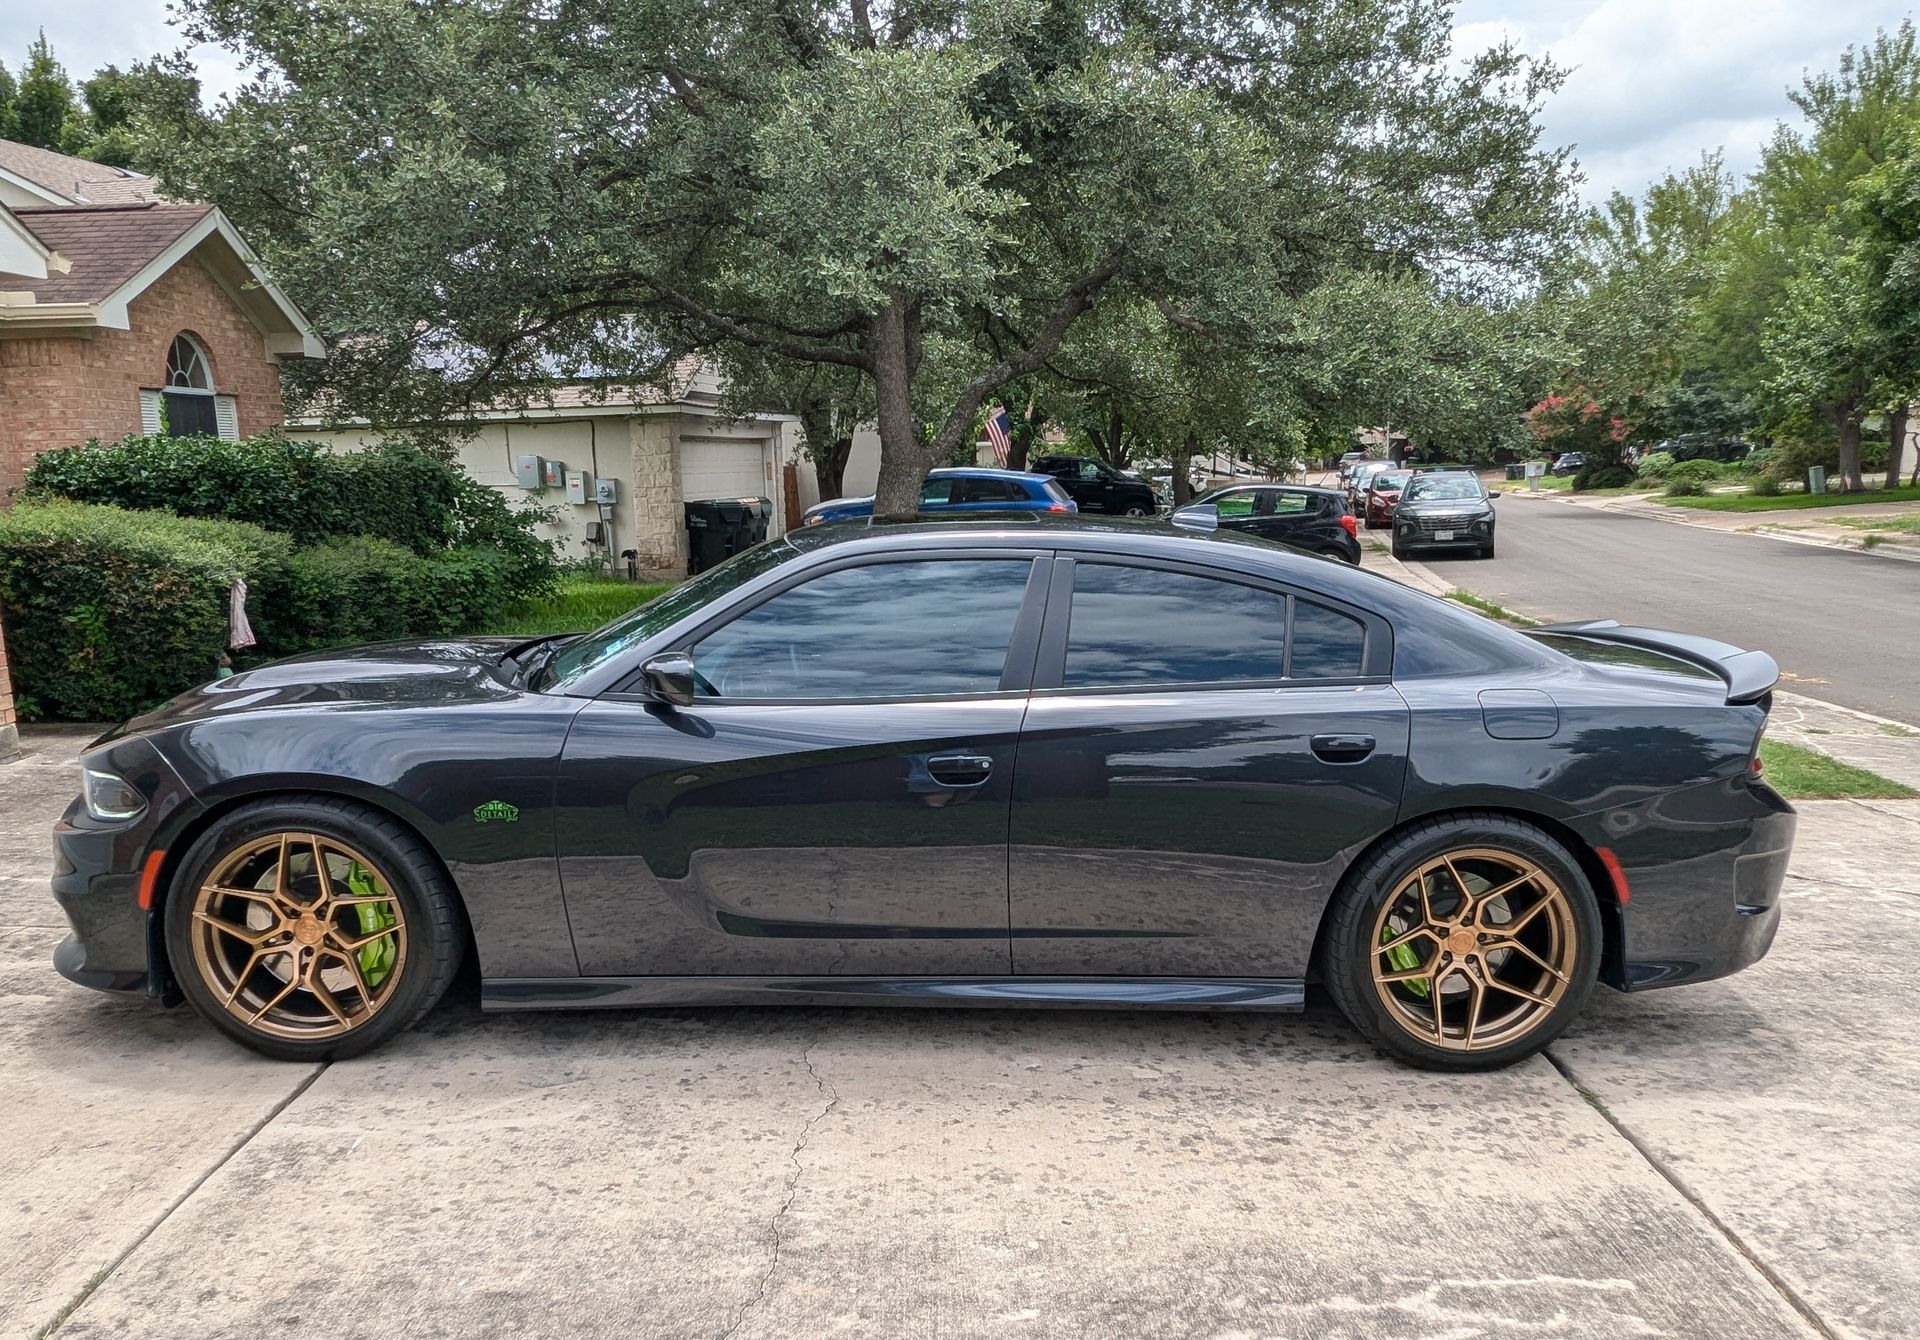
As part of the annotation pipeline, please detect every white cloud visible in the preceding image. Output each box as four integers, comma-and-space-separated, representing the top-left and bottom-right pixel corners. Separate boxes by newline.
1453, 0, 1914, 199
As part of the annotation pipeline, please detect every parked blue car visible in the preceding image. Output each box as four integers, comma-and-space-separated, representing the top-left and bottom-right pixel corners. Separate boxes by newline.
802, 467, 1078, 525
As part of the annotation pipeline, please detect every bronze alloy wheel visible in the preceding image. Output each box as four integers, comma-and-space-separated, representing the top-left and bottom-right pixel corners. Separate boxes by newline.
1367, 847, 1577, 1053
187, 832, 409, 1040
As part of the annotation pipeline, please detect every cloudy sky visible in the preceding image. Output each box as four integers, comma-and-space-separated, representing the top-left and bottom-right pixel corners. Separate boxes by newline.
3, 0, 1915, 202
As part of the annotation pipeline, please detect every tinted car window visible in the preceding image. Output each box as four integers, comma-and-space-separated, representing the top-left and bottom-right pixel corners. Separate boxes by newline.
1064, 564, 1292, 687
1403, 476, 1484, 501
1289, 601, 1367, 678
920, 478, 953, 505
692, 559, 1032, 699
546, 542, 798, 688
956, 477, 1025, 503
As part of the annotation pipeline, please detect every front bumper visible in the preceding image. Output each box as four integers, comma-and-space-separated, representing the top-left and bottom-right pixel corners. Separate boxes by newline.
49, 734, 199, 999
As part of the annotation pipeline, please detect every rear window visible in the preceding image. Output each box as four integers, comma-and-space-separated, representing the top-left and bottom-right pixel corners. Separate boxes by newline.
1042, 480, 1073, 504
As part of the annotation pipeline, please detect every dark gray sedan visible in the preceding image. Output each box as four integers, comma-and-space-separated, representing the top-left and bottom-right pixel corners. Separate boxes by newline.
1391, 473, 1498, 559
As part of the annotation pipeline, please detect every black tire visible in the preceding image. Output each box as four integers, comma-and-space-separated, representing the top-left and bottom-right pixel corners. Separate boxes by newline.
1479, 542, 1495, 559
1320, 812, 1601, 1071
1123, 505, 1149, 517
164, 795, 465, 1062
1390, 541, 1409, 561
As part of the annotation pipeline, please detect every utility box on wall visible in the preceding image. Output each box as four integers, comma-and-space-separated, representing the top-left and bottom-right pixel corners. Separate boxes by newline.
565, 470, 592, 505
514, 454, 546, 489
594, 477, 618, 505
543, 459, 567, 489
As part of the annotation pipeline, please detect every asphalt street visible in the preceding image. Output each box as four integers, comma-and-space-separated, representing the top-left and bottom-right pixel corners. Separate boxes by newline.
1404, 495, 1920, 721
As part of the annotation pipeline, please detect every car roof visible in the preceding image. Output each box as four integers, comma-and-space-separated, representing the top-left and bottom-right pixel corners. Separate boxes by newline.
1202, 481, 1342, 497
927, 466, 1053, 483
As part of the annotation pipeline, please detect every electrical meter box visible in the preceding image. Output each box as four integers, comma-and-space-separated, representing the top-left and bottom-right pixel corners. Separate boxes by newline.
514, 454, 546, 489
542, 459, 567, 488
594, 477, 618, 505
565, 470, 591, 505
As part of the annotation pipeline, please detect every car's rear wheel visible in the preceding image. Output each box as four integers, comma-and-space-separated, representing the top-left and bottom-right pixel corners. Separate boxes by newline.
1321, 814, 1600, 1070
165, 797, 464, 1061
1122, 504, 1149, 517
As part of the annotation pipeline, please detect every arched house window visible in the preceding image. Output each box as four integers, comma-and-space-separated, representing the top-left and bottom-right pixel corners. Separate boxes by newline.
140, 334, 239, 439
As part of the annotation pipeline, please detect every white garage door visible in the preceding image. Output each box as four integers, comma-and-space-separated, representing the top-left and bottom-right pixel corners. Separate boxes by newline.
680, 438, 768, 501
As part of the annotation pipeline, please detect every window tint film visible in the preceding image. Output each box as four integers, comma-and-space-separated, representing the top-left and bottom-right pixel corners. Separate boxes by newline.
919, 478, 953, 505
693, 559, 1032, 699
1289, 601, 1366, 678
1064, 564, 1290, 687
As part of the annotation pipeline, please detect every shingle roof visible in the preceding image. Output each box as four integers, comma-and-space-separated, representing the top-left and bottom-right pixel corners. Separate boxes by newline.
0, 138, 164, 205
9, 202, 214, 304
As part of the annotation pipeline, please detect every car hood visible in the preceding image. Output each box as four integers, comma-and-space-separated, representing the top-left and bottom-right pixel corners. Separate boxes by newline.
1398, 498, 1490, 515
806, 494, 874, 516
102, 637, 535, 742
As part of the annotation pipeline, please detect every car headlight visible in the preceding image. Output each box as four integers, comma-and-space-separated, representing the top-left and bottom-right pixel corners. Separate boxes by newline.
83, 768, 145, 822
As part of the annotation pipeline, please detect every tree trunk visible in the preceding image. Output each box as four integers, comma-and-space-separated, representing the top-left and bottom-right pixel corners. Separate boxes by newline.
1091, 404, 1128, 470
1170, 431, 1196, 505
870, 293, 933, 518
1835, 410, 1865, 492
812, 437, 852, 501
1885, 405, 1909, 492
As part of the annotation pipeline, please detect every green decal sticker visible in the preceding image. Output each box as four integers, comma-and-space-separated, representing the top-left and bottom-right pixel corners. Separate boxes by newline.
473, 800, 520, 824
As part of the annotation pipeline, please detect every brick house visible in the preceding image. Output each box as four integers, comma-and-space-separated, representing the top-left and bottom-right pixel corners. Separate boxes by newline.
0, 139, 321, 749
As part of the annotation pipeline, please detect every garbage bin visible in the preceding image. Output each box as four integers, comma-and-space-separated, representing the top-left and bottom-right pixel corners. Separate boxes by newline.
740, 497, 773, 546
684, 499, 742, 574
1504, 462, 1527, 481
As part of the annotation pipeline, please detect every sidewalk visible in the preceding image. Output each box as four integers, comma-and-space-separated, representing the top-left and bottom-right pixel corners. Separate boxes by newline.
1503, 484, 1920, 559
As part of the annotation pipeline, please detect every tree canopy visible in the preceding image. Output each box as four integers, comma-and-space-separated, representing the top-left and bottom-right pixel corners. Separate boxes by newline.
139, 0, 1573, 512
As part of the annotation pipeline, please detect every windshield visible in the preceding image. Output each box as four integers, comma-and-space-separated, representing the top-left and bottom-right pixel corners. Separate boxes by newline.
1372, 472, 1412, 490
1404, 476, 1484, 501
543, 541, 798, 688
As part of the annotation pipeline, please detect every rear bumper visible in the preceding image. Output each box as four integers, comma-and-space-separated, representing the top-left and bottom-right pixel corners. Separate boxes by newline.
1574, 776, 1796, 992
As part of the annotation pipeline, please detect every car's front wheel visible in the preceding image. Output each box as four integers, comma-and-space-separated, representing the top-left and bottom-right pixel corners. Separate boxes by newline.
1321, 814, 1600, 1070
1122, 504, 1149, 517
164, 796, 465, 1061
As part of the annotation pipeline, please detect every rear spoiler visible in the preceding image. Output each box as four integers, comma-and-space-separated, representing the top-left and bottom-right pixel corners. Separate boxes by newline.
1533, 620, 1779, 705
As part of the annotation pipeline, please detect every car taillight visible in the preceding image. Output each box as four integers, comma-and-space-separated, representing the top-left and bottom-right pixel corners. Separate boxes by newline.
1048, 502, 1073, 512
1339, 514, 1357, 536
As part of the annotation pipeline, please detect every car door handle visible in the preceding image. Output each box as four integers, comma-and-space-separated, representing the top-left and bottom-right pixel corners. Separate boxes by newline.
926, 753, 995, 787
1311, 734, 1376, 763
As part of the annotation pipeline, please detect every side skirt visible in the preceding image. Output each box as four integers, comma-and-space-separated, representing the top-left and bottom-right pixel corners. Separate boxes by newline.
481, 975, 1306, 1013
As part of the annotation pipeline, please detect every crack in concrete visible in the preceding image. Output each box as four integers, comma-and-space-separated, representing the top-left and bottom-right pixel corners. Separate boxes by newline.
35, 1063, 327, 1337
1846, 797, 1920, 827
1542, 1051, 1839, 1340
717, 1038, 839, 1340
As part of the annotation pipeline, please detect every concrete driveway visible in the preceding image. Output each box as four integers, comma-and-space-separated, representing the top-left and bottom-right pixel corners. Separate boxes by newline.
4, 724, 1914, 1340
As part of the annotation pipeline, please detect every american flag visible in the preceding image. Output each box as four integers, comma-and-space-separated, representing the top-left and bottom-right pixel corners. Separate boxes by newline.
983, 404, 1012, 466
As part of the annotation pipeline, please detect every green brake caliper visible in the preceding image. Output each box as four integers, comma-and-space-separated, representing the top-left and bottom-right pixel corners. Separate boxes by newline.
1381, 922, 1430, 998
346, 861, 398, 988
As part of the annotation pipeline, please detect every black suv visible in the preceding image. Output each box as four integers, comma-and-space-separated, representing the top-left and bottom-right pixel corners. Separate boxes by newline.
1177, 483, 1360, 563
1031, 455, 1162, 515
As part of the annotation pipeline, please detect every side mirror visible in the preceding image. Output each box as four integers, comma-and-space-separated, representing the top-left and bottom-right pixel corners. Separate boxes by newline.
1171, 503, 1218, 532
1486, 491, 1500, 500
640, 651, 695, 707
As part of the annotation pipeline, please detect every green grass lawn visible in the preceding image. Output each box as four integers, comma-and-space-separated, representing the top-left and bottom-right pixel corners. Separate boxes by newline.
1835, 514, 1920, 534
469, 576, 673, 638
1657, 482, 1920, 513
1758, 740, 1918, 800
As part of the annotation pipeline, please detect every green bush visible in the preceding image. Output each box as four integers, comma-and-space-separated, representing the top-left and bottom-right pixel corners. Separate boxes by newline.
0, 501, 525, 721
23, 434, 556, 598
1634, 451, 1675, 480
1572, 463, 1635, 491
0, 501, 290, 721
1664, 459, 1721, 496
1748, 474, 1783, 497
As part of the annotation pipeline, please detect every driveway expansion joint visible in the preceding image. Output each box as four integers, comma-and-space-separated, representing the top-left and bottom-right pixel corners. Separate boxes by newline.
716, 1038, 839, 1340
1543, 1051, 1838, 1340
33, 1063, 327, 1338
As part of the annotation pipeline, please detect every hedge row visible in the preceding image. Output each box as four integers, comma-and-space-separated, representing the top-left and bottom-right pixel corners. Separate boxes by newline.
22, 434, 555, 598
0, 502, 518, 721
